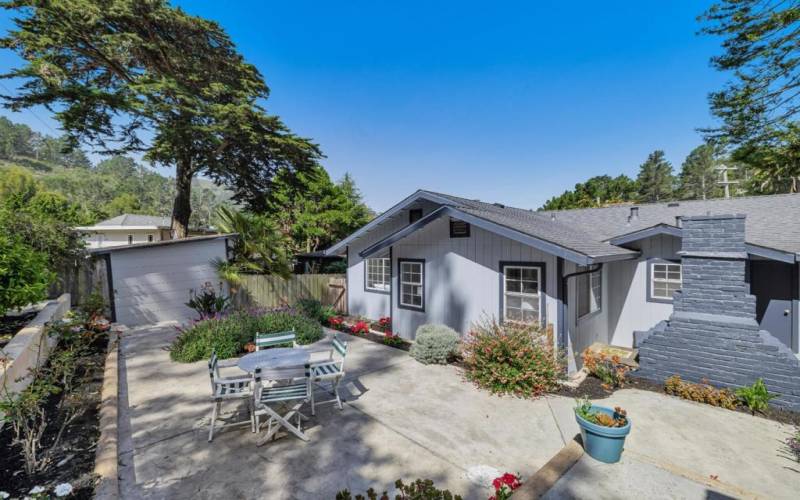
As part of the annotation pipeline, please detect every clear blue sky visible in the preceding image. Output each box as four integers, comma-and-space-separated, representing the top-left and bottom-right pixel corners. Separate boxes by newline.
0, 1, 725, 211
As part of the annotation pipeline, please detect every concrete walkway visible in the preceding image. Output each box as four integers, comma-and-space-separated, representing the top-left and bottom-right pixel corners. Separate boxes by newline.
117, 325, 799, 499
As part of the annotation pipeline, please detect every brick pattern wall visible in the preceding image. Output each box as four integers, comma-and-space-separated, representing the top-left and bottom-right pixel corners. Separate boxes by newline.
637, 215, 800, 411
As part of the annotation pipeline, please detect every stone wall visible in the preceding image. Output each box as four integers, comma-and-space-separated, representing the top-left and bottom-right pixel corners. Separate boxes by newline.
637, 215, 800, 411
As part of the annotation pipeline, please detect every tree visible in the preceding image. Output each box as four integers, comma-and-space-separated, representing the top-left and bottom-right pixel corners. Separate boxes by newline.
636, 151, 674, 203
107, 193, 142, 216
541, 175, 638, 210
732, 124, 800, 194
0, 166, 39, 209
0, 232, 52, 316
1, 0, 321, 238
678, 144, 723, 200
263, 166, 373, 254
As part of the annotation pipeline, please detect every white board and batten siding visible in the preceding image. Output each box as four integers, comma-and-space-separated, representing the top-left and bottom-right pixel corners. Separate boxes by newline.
347, 206, 559, 341
108, 237, 229, 326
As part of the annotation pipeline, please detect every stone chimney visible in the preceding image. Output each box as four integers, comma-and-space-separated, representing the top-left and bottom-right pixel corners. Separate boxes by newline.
637, 214, 800, 411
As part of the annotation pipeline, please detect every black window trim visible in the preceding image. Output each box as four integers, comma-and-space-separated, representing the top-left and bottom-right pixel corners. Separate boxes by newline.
397, 258, 425, 312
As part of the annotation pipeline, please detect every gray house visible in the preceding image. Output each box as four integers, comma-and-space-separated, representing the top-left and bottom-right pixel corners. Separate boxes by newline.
324, 190, 800, 372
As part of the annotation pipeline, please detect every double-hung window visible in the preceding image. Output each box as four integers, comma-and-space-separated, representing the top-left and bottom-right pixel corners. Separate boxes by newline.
398, 259, 424, 310
502, 264, 541, 324
577, 266, 602, 318
365, 257, 391, 292
650, 261, 681, 301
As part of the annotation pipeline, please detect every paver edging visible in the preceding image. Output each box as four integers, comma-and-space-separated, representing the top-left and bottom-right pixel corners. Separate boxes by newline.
94, 328, 121, 500
513, 434, 584, 499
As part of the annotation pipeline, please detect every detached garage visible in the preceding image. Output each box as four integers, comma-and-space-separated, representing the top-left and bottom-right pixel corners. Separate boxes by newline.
90, 234, 233, 326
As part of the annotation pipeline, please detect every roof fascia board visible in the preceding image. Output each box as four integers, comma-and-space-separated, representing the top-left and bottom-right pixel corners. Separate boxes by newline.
359, 206, 452, 258
608, 224, 683, 246
588, 252, 642, 264
745, 243, 797, 263
76, 225, 163, 231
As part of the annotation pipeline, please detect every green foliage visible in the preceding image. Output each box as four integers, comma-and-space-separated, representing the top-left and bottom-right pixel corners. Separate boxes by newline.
335, 478, 463, 500
263, 166, 374, 255
574, 397, 628, 428
213, 206, 293, 281
1, 0, 322, 235
0, 232, 52, 316
169, 310, 323, 363
541, 174, 638, 210
409, 324, 460, 365
0, 165, 39, 208
461, 319, 563, 397
677, 144, 724, 200
294, 298, 336, 324
80, 292, 107, 319
735, 378, 778, 414
185, 282, 231, 319
636, 150, 675, 202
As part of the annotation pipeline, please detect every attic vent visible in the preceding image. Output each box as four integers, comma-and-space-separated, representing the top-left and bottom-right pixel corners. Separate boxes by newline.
550, 213, 556, 221
667, 202, 680, 207
493, 203, 505, 208
628, 206, 639, 221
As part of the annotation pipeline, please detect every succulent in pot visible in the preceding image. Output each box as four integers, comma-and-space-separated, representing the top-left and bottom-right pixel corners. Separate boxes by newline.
574, 397, 631, 463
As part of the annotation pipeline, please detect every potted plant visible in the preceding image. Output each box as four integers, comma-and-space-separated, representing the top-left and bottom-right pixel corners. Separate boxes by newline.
574, 397, 631, 463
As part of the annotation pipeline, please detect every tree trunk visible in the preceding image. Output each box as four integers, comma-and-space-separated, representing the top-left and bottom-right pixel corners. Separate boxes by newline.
171, 158, 193, 239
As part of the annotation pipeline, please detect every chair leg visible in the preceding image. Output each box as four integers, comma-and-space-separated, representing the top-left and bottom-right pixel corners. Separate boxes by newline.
208, 400, 219, 442
311, 381, 316, 416
334, 378, 343, 410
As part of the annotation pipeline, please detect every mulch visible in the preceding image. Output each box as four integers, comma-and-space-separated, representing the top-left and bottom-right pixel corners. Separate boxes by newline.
0, 333, 109, 499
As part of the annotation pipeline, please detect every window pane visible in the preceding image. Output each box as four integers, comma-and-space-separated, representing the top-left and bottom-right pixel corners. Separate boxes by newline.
521, 268, 537, 281
506, 279, 521, 293
521, 296, 538, 312
506, 307, 522, 322
506, 268, 521, 280
668, 271, 681, 281
506, 295, 522, 309
521, 280, 538, 294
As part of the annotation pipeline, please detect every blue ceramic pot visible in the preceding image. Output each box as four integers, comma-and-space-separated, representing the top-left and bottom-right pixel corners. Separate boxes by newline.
575, 405, 631, 464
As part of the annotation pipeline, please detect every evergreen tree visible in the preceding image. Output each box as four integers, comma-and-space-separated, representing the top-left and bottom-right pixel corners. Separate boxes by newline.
678, 144, 722, 200
540, 175, 638, 210
636, 150, 674, 203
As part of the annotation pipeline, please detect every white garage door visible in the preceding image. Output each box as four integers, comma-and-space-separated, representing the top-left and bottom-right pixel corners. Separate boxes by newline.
109, 238, 229, 326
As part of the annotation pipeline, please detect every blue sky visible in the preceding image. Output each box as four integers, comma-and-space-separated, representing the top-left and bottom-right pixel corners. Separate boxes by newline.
0, 1, 725, 211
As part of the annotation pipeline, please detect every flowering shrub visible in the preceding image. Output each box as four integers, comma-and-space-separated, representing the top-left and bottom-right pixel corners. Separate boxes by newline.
461, 318, 563, 397
328, 316, 345, 330
581, 349, 629, 389
490, 473, 521, 500
336, 478, 462, 500
350, 320, 370, 335
373, 316, 391, 332
664, 375, 737, 410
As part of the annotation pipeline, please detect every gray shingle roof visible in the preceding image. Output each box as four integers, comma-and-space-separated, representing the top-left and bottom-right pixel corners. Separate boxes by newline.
94, 214, 171, 227
424, 190, 800, 257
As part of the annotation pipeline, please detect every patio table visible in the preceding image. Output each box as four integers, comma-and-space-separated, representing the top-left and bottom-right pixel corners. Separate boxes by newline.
237, 348, 310, 373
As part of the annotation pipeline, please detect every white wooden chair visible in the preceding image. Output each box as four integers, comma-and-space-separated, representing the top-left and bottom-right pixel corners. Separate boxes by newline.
207, 351, 254, 442
255, 330, 298, 350
309, 335, 348, 415
252, 364, 312, 446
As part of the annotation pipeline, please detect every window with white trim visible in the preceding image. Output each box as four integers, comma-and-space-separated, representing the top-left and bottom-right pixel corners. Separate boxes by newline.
577, 266, 602, 318
651, 262, 681, 300
365, 257, 391, 292
503, 265, 540, 323
399, 260, 424, 309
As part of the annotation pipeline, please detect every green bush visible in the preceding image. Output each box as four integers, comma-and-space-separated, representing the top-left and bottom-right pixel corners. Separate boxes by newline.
735, 378, 778, 414
0, 233, 53, 316
295, 298, 337, 325
461, 318, 564, 397
169, 310, 324, 363
409, 324, 460, 364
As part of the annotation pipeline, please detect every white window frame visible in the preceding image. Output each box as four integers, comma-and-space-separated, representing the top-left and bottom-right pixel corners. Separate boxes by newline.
398, 259, 424, 310
502, 264, 541, 324
577, 267, 602, 319
365, 257, 391, 293
650, 261, 682, 302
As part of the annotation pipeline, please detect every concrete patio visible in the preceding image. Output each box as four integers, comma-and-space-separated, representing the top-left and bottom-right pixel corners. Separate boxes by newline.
117, 325, 799, 499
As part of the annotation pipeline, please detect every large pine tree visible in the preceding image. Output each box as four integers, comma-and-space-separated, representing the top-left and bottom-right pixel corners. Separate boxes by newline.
678, 144, 722, 200
636, 150, 674, 203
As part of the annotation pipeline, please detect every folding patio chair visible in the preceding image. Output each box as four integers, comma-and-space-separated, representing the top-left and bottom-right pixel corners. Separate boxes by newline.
252, 364, 312, 446
309, 335, 348, 415
255, 330, 298, 350
207, 351, 254, 442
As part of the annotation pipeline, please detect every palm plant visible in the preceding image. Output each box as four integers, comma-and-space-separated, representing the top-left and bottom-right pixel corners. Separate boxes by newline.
213, 206, 292, 282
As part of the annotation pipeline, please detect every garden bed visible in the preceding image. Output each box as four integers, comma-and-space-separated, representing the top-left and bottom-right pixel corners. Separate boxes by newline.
0, 323, 109, 499
0, 311, 37, 350
329, 316, 412, 351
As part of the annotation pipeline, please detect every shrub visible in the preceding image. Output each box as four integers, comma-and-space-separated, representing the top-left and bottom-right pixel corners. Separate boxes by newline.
295, 298, 338, 325
350, 320, 370, 335
664, 375, 738, 410
461, 319, 563, 397
328, 316, 345, 330
0, 233, 52, 316
410, 324, 459, 364
169, 310, 323, 362
582, 348, 629, 389
382, 331, 405, 347
372, 316, 391, 333
186, 282, 231, 319
335, 478, 462, 500
735, 378, 778, 414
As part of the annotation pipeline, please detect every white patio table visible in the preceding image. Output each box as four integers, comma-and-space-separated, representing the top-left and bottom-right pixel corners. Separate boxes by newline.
237, 348, 310, 374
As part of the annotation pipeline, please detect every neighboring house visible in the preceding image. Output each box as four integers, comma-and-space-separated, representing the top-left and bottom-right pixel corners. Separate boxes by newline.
324, 190, 800, 371
76, 214, 211, 248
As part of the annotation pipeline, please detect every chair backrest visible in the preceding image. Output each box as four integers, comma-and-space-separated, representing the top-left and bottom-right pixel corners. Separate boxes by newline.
332, 336, 348, 371
255, 330, 296, 350
253, 364, 311, 400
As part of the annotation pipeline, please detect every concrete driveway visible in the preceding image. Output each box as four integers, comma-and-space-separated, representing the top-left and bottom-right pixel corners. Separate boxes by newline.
117, 325, 799, 499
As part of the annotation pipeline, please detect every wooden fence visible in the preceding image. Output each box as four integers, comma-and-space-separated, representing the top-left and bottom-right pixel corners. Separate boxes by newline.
232, 274, 347, 312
